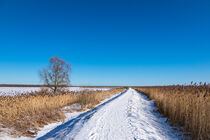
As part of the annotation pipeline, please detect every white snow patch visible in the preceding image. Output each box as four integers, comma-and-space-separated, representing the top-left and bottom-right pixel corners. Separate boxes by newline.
0, 87, 111, 96
0, 110, 84, 140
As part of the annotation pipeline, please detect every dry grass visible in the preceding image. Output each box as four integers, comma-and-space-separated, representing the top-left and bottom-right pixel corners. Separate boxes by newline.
77, 88, 125, 109
0, 88, 125, 137
135, 84, 210, 140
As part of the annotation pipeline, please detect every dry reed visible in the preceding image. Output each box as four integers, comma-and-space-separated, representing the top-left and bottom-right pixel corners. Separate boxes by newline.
0, 88, 125, 137
135, 84, 210, 140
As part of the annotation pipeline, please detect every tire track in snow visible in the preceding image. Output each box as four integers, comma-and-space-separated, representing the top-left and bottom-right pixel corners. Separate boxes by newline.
127, 90, 179, 140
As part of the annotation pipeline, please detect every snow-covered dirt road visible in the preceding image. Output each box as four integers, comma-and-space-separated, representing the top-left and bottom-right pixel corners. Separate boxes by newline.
38, 88, 180, 140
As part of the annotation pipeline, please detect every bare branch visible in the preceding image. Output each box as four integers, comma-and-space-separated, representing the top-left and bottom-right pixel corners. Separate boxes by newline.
39, 56, 71, 93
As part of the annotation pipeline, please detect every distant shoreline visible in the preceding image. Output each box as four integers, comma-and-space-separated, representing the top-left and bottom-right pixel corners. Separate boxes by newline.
0, 84, 125, 87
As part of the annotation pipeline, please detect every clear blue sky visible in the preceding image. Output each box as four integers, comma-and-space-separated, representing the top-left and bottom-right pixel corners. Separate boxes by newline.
0, 0, 209, 86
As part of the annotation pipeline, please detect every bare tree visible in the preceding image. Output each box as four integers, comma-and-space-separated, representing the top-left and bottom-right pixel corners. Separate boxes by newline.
39, 56, 71, 93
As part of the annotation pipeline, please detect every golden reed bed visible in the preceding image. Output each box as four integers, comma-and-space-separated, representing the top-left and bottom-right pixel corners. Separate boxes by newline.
135, 84, 210, 140
0, 88, 125, 137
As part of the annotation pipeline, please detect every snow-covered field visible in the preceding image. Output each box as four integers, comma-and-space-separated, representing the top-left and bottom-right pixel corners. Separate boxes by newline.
0, 87, 111, 96
1, 88, 182, 140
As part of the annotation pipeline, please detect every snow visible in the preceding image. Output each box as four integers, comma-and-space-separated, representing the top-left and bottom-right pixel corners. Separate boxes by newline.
35, 112, 82, 139
37, 88, 181, 140
0, 87, 111, 96
0, 87, 40, 96
0, 112, 83, 140
1, 88, 182, 140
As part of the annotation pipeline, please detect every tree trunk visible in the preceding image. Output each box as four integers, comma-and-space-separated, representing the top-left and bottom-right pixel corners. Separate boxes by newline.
54, 86, 57, 93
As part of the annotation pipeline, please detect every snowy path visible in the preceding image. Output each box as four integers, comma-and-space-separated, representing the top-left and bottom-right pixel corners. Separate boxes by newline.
37, 88, 180, 140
